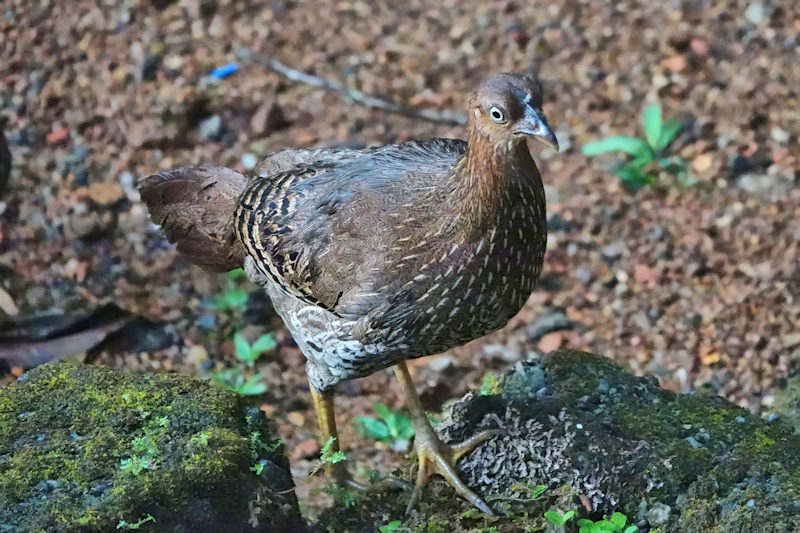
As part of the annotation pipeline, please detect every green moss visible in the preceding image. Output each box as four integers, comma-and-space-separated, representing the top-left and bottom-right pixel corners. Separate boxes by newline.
318, 350, 800, 532
0, 363, 304, 532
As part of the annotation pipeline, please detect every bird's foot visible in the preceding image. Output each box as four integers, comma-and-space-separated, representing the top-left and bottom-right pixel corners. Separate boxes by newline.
405, 426, 500, 516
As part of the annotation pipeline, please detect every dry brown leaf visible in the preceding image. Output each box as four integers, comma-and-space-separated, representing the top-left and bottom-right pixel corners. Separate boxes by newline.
0, 287, 19, 316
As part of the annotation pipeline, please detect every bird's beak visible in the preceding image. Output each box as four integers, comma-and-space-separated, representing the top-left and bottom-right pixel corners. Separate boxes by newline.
514, 107, 559, 151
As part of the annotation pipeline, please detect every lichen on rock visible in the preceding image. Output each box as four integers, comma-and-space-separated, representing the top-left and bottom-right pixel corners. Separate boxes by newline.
320, 350, 800, 532
0, 362, 305, 533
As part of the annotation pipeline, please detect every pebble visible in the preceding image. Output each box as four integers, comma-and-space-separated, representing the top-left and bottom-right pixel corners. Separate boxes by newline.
241, 153, 258, 170
770, 127, 789, 143
601, 241, 626, 263
744, 3, 764, 24
199, 114, 222, 140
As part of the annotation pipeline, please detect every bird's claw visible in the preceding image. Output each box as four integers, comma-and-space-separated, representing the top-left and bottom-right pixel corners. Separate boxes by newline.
405, 428, 500, 515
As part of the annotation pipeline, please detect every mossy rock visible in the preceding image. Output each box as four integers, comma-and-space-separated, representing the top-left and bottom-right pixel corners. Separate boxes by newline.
774, 362, 800, 433
0, 363, 306, 533
320, 350, 800, 532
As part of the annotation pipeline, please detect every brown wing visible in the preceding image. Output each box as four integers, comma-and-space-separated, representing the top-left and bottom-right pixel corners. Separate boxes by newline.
138, 166, 248, 271
235, 139, 467, 320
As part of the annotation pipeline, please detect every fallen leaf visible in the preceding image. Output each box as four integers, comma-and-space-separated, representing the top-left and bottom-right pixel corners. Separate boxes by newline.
291, 437, 320, 461
287, 411, 305, 427
0, 287, 19, 315
88, 182, 125, 205
538, 331, 563, 352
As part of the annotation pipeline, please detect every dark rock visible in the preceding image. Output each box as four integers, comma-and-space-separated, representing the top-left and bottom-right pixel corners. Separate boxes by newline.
0, 128, 9, 195
0, 363, 306, 532
321, 351, 800, 532
525, 310, 574, 342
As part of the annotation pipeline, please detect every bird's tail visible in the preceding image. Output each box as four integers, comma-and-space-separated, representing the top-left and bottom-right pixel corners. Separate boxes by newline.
138, 166, 248, 271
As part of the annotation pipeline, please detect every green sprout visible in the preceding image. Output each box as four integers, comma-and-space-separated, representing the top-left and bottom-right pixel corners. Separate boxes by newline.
355, 404, 415, 451
582, 104, 686, 189
576, 512, 638, 533
233, 332, 277, 367
119, 455, 153, 475
544, 509, 576, 526
320, 436, 346, 464
379, 520, 403, 533
213, 368, 268, 396
116, 514, 155, 530
210, 268, 249, 311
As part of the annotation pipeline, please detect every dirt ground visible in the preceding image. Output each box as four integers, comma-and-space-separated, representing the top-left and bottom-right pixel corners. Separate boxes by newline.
1, 0, 798, 517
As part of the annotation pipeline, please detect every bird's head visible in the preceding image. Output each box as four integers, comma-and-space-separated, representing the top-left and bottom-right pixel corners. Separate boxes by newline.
467, 72, 559, 152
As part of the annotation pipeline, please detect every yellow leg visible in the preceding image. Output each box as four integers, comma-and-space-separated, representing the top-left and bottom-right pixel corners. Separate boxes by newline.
309, 384, 347, 483
393, 361, 498, 515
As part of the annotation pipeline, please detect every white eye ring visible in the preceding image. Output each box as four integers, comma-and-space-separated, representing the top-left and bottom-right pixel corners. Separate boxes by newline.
488, 106, 507, 124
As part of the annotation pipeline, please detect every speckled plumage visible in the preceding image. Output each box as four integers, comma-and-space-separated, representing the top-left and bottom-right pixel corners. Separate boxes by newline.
234, 135, 546, 391
140, 72, 555, 393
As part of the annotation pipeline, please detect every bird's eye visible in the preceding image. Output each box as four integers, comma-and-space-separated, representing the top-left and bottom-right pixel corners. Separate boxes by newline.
488, 106, 507, 124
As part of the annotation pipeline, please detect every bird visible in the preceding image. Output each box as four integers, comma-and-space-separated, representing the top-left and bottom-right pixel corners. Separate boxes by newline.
138, 72, 558, 515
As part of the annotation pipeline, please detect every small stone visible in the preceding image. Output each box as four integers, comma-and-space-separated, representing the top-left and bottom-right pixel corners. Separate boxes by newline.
427, 355, 455, 373
199, 114, 222, 141
647, 502, 671, 526
601, 241, 626, 263
287, 411, 305, 427
692, 153, 713, 173
744, 3, 764, 24
241, 153, 258, 170
185, 345, 208, 365
660, 54, 687, 72
771, 127, 789, 143
250, 101, 289, 136
747, 498, 756, 507
46, 128, 70, 145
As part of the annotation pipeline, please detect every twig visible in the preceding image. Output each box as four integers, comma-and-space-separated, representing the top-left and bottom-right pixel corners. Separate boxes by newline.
234, 47, 467, 126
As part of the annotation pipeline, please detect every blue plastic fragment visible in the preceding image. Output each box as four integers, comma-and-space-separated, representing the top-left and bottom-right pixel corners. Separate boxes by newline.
209, 63, 239, 79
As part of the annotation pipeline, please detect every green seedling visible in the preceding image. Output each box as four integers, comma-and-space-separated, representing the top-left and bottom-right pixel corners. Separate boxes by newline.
544, 509, 576, 526
116, 514, 155, 530
355, 403, 415, 451
234, 332, 277, 367
210, 268, 249, 311
213, 367, 267, 396
582, 104, 686, 189
577, 512, 638, 533
379, 520, 403, 533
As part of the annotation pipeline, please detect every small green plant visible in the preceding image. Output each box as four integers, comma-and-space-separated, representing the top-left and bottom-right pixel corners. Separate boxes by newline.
582, 104, 685, 189
576, 512, 638, 533
210, 268, 249, 311
309, 436, 346, 477
355, 404, 415, 451
119, 455, 153, 475
544, 509, 576, 526
250, 462, 265, 475
233, 332, 277, 367
213, 367, 267, 395
116, 514, 155, 530
379, 520, 403, 533
320, 436, 346, 464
